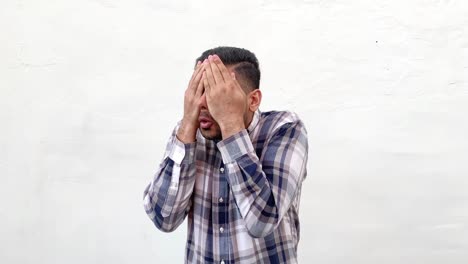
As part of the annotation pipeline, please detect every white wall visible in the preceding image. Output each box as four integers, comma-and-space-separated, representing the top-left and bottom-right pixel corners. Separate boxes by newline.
1, 0, 468, 263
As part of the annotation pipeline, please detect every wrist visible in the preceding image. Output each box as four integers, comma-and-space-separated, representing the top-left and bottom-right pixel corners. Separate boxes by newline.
177, 120, 198, 143
220, 120, 245, 139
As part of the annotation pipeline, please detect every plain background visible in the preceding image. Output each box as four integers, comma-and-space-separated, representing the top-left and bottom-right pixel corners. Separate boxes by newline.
1, 0, 468, 263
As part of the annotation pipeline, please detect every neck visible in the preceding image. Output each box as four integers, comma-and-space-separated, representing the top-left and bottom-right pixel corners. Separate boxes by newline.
244, 110, 255, 130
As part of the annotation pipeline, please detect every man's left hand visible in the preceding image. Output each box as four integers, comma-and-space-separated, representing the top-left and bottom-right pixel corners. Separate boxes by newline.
203, 54, 247, 139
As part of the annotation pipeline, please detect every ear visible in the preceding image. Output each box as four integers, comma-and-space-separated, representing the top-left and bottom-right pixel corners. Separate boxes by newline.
248, 89, 262, 112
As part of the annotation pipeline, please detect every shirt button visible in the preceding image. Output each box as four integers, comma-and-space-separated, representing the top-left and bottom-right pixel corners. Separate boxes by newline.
218, 197, 224, 203
220, 260, 225, 264
220, 167, 225, 173
219, 227, 224, 233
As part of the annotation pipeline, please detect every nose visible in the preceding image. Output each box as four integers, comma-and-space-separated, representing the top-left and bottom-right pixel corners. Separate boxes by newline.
199, 93, 207, 110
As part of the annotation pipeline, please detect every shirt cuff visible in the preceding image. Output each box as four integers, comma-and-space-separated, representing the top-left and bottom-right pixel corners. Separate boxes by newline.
169, 135, 197, 165
216, 129, 254, 164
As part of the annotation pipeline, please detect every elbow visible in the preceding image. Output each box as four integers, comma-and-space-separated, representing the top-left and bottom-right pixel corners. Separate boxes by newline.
244, 210, 279, 238
153, 218, 180, 233
143, 197, 183, 233
148, 209, 184, 233
245, 221, 276, 238
245, 194, 280, 238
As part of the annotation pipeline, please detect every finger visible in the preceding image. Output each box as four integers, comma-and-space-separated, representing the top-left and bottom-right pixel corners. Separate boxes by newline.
203, 72, 213, 102
203, 72, 213, 104
190, 61, 201, 82
209, 55, 224, 84
191, 63, 204, 88
195, 71, 205, 97
202, 72, 210, 96
213, 54, 232, 81
188, 61, 203, 89
203, 58, 216, 89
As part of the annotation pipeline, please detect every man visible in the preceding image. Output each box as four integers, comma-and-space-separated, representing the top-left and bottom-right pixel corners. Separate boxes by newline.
143, 46, 308, 264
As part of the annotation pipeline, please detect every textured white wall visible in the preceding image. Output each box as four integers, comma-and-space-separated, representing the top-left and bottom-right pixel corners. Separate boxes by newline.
1, 0, 468, 263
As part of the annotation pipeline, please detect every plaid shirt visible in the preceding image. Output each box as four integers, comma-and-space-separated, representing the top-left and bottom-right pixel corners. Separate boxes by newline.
143, 109, 308, 264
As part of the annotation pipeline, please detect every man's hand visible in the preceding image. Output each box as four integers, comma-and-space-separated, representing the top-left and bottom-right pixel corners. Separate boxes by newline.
177, 61, 204, 143
203, 55, 247, 139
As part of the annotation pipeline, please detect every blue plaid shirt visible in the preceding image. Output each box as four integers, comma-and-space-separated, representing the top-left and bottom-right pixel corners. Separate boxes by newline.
143, 109, 308, 263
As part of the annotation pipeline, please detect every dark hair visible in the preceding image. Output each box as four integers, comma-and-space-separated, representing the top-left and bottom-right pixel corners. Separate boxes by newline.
196, 46, 261, 90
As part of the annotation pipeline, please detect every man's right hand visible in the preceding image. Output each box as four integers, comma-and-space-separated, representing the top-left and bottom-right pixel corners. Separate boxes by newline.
176, 61, 204, 143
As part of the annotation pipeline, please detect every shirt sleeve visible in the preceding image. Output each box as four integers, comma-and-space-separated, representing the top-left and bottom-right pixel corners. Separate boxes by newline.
216, 120, 308, 238
143, 122, 197, 232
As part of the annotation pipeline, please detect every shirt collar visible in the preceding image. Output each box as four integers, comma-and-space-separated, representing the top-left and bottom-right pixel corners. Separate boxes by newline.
247, 109, 261, 134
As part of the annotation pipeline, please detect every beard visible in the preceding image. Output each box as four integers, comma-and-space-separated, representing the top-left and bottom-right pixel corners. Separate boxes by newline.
199, 123, 223, 140
198, 110, 223, 140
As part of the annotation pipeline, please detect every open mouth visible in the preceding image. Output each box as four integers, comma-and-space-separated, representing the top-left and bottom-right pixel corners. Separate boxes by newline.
200, 120, 213, 129
198, 115, 213, 129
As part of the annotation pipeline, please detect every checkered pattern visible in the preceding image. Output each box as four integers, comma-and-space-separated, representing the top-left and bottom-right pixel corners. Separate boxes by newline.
143, 109, 308, 264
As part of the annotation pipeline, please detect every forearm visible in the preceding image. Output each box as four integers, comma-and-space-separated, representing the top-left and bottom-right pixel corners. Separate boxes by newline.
143, 159, 196, 232
217, 122, 308, 238
220, 118, 245, 139
221, 148, 279, 238
176, 119, 198, 143
143, 123, 197, 232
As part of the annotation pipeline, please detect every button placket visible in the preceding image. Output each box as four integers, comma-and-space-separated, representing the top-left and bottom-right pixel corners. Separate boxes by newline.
218, 163, 229, 263
219, 166, 225, 204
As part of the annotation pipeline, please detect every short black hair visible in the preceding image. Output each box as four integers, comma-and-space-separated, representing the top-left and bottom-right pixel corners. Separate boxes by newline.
196, 46, 260, 90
